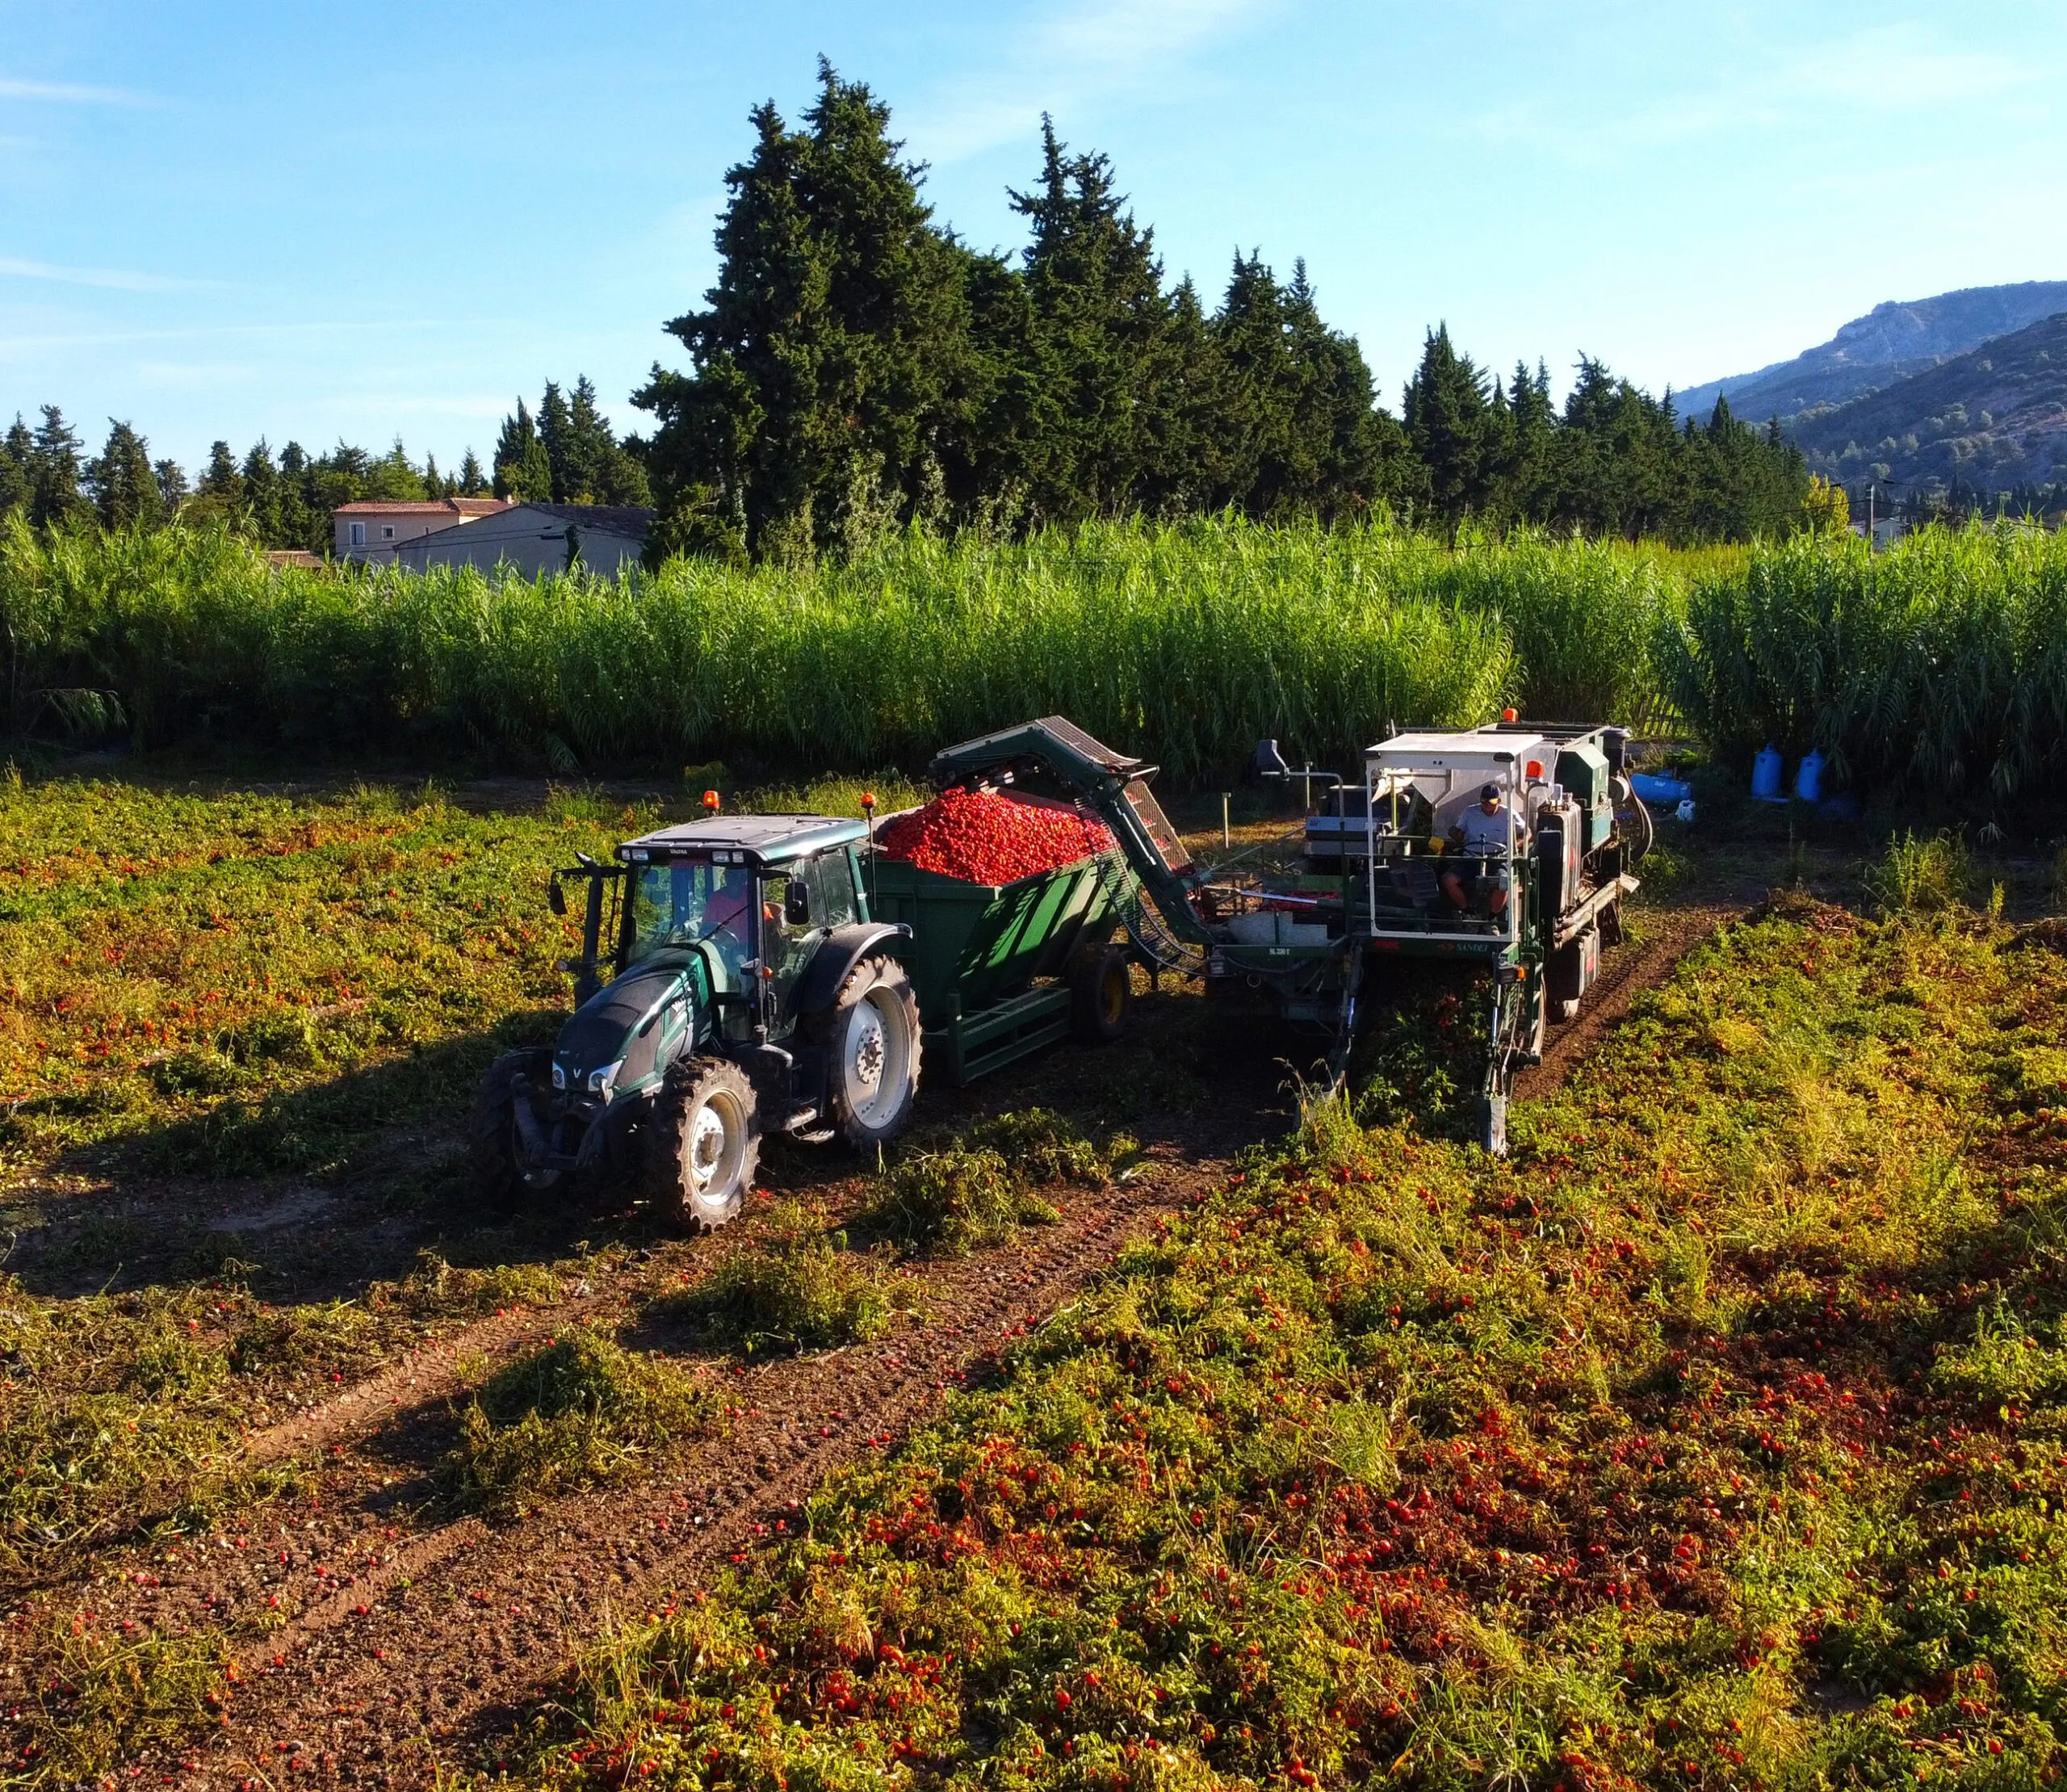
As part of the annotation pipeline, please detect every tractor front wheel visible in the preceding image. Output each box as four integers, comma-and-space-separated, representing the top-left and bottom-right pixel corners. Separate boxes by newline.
471, 1048, 565, 1202
646, 1056, 761, 1232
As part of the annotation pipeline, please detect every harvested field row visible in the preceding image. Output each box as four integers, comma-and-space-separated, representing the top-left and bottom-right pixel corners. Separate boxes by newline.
493, 892, 2067, 1791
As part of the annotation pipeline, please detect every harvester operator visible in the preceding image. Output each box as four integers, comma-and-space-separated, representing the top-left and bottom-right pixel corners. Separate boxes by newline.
1441, 783, 1511, 920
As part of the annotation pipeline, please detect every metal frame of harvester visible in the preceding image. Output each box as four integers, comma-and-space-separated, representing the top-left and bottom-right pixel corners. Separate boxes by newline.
927, 715, 1649, 1153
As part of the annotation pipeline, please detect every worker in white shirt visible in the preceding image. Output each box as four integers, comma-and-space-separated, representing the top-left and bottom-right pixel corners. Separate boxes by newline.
1440, 782, 1512, 919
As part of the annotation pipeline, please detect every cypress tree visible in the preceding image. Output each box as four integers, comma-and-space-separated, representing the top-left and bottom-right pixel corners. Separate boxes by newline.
639, 62, 975, 560
30, 406, 90, 529
199, 441, 242, 506
493, 400, 553, 502
154, 459, 189, 518
1007, 118, 1179, 521
1402, 326, 1494, 529
0, 416, 31, 521
276, 443, 319, 552
241, 442, 282, 542
539, 382, 575, 500
86, 419, 164, 530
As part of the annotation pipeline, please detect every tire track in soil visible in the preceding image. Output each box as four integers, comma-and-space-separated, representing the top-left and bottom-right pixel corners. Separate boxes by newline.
155, 1160, 1221, 1790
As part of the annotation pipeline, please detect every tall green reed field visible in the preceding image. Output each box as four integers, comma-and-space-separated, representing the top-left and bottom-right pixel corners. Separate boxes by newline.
1663, 522, 2067, 798
1, 517, 1697, 781
20, 512, 2054, 796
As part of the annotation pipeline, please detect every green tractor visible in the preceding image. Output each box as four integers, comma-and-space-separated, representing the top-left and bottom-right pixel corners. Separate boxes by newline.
471, 815, 920, 1231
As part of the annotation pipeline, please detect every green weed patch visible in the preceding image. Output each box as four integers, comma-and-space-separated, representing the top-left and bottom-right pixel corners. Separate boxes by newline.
864, 1110, 1130, 1256
530, 898, 2067, 1790
440, 1328, 720, 1520
664, 1202, 912, 1354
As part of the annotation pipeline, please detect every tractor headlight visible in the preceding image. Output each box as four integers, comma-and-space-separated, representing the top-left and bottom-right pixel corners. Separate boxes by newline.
589, 1060, 623, 1099
551, 1061, 567, 1090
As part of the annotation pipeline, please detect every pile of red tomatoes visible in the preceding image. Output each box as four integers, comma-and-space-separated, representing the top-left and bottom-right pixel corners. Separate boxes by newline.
877, 787, 1116, 884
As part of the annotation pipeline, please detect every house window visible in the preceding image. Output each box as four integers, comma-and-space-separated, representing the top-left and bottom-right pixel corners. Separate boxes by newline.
348, 521, 365, 546
381, 524, 396, 540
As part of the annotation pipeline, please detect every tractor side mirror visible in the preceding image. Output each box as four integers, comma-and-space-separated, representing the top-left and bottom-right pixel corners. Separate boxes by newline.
547, 878, 567, 917
784, 880, 812, 928
1255, 738, 1290, 779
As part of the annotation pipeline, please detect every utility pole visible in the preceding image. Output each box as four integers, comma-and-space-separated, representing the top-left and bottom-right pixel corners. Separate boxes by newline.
1865, 481, 1875, 550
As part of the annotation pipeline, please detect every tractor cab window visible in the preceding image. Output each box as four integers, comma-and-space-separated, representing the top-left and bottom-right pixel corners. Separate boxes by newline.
759, 864, 828, 1025
625, 858, 755, 980
803, 850, 859, 929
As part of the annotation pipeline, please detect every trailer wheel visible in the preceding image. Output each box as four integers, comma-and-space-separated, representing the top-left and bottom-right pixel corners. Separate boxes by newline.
646, 1056, 760, 1232
1068, 943, 1132, 1045
470, 1048, 564, 1202
817, 954, 921, 1148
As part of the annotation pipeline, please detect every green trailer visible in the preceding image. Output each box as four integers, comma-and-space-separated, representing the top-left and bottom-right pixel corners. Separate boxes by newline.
868, 845, 1130, 1086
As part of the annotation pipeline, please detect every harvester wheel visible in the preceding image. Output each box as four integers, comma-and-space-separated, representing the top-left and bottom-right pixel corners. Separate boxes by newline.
815, 954, 921, 1149
646, 1056, 761, 1232
470, 1048, 565, 1202
1067, 943, 1132, 1045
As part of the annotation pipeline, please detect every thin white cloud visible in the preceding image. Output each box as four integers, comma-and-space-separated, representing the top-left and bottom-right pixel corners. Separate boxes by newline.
906, 0, 1281, 166
0, 256, 224, 293
0, 77, 156, 107
1464, 23, 2038, 162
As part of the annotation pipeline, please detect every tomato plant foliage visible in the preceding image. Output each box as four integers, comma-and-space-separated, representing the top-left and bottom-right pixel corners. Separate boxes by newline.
535, 896, 2067, 1790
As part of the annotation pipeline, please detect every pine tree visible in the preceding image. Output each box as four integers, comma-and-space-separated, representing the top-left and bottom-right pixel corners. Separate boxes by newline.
539, 382, 575, 501
361, 439, 425, 502
1402, 326, 1494, 529
1006, 117, 1180, 520
639, 62, 975, 560
241, 442, 283, 543
29, 406, 90, 529
154, 459, 189, 517
0, 416, 31, 521
456, 448, 489, 496
86, 419, 165, 530
493, 400, 553, 502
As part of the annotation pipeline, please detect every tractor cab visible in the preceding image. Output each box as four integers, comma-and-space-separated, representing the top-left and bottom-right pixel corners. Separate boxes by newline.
612, 815, 870, 1032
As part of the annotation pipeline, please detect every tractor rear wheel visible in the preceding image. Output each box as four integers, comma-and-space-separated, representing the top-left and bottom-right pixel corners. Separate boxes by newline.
1067, 942, 1132, 1045
816, 953, 921, 1149
471, 1048, 564, 1202
645, 1056, 760, 1232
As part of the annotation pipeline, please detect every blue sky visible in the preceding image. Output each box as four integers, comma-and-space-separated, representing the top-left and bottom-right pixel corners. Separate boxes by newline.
5, 1, 2063, 472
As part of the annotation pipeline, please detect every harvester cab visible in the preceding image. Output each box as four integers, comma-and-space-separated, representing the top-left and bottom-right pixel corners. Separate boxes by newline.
472, 813, 920, 1232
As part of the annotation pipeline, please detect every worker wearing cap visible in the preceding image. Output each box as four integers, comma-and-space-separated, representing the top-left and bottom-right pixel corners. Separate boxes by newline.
1441, 783, 1512, 920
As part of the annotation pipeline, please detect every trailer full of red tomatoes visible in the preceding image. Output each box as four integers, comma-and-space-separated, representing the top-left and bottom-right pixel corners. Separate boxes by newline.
876, 787, 1116, 885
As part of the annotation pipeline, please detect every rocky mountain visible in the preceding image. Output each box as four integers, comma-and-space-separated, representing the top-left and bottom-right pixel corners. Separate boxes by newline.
1675, 280, 2067, 428
1788, 308, 2067, 492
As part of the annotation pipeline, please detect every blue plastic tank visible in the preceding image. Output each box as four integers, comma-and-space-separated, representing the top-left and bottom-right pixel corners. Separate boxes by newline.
1793, 750, 1824, 804
1630, 772, 1692, 805
1751, 744, 1784, 802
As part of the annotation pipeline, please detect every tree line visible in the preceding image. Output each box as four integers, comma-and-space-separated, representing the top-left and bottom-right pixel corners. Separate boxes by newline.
635, 63, 1815, 561
0, 376, 648, 554
6, 62, 1818, 565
